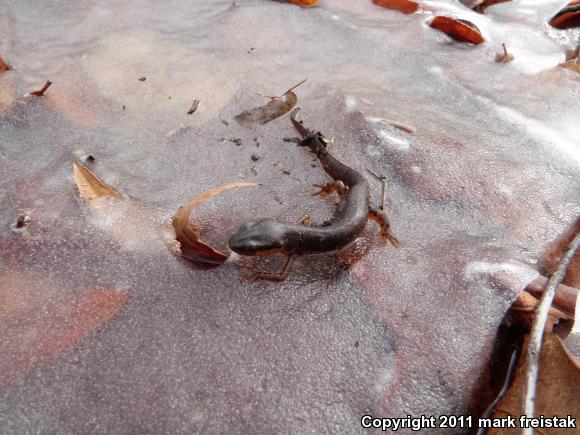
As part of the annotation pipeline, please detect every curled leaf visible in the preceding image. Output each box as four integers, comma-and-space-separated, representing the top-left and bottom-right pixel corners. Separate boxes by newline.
550, 1, 580, 29
373, 0, 419, 14
234, 79, 306, 127
428, 16, 484, 45
172, 182, 257, 266
73, 162, 119, 205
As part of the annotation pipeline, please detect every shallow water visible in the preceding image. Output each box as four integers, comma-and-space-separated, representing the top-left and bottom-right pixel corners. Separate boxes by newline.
0, 0, 579, 433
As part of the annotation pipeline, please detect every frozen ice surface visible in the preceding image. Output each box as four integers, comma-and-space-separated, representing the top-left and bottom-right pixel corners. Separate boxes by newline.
0, 0, 579, 433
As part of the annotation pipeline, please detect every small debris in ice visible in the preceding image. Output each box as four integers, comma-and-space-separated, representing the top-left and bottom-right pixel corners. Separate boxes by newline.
186, 99, 200, 115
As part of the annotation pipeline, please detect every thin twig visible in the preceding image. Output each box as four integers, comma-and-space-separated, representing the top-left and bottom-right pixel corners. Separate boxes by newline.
283, 78, 307, 95
372, 117, 416, 134
522, 231, 580, 434
476, 350, 519, 435
366, 168, 386, 211
30, 80, 52, 97
256, 79, 308, 100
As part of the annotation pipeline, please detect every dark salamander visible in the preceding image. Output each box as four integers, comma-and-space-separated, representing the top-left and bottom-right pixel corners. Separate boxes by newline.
228, 108, 398, 280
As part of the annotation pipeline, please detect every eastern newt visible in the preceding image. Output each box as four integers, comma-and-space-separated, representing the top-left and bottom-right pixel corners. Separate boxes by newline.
228, 108, 398, 280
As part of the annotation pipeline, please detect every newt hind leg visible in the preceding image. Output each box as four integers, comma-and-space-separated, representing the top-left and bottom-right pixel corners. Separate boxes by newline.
368, 207, 399, 248
312, 180, 347, 200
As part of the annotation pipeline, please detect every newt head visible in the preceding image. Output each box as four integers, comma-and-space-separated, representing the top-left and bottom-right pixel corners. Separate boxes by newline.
228, 219, 288, 256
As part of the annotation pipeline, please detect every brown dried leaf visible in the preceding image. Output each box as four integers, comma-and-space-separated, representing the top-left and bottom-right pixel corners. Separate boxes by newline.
0, 55, 10, 72
428, 16, 484, 45
526, 275, 579, 315
45, 91, 100, 127
73, 162, 120, 204
235, 92, 298, 127
0, 282, 128, 385
373, 0, 419, 14
172, 182, 257, 266
489, 334, 580, 434
508, 291, 573, 332
550, 1, 580, 29
234, 79, 306, 127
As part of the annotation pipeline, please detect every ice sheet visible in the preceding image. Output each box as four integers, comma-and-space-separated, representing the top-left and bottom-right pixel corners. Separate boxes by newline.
1, 0, 579, 433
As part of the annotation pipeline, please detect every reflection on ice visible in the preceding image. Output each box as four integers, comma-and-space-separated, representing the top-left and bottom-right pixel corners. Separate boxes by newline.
0, 0, 578, 432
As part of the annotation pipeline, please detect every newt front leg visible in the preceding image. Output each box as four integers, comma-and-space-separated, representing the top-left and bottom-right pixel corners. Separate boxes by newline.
368, 207, 399, 248
243, 215, 310, 281
246, 255, 297, 282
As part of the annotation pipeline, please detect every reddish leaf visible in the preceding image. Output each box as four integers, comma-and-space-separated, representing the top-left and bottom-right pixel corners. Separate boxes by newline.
288, 0, 318, 7
0, 286, 128, 384
429, 16, 484, 45
373, 0, 419, 14
550, 1, 580, 29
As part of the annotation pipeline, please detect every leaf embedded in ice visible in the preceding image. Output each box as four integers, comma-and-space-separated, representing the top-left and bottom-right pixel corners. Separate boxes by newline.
0, 269, 128, 385
549, 1, 580, 29
288, 0, 318, 7
235, 92, 298, 127
0, 55, 10, 72
428, 16, 484, 45
373, 0, 419, 15
73, 162, 120, 204
234, 80, 305, 127
172, 182, 257, 266
45, 91, 100, 127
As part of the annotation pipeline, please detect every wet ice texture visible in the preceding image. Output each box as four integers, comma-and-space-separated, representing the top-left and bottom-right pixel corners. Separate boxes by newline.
0, 0, 579, 433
